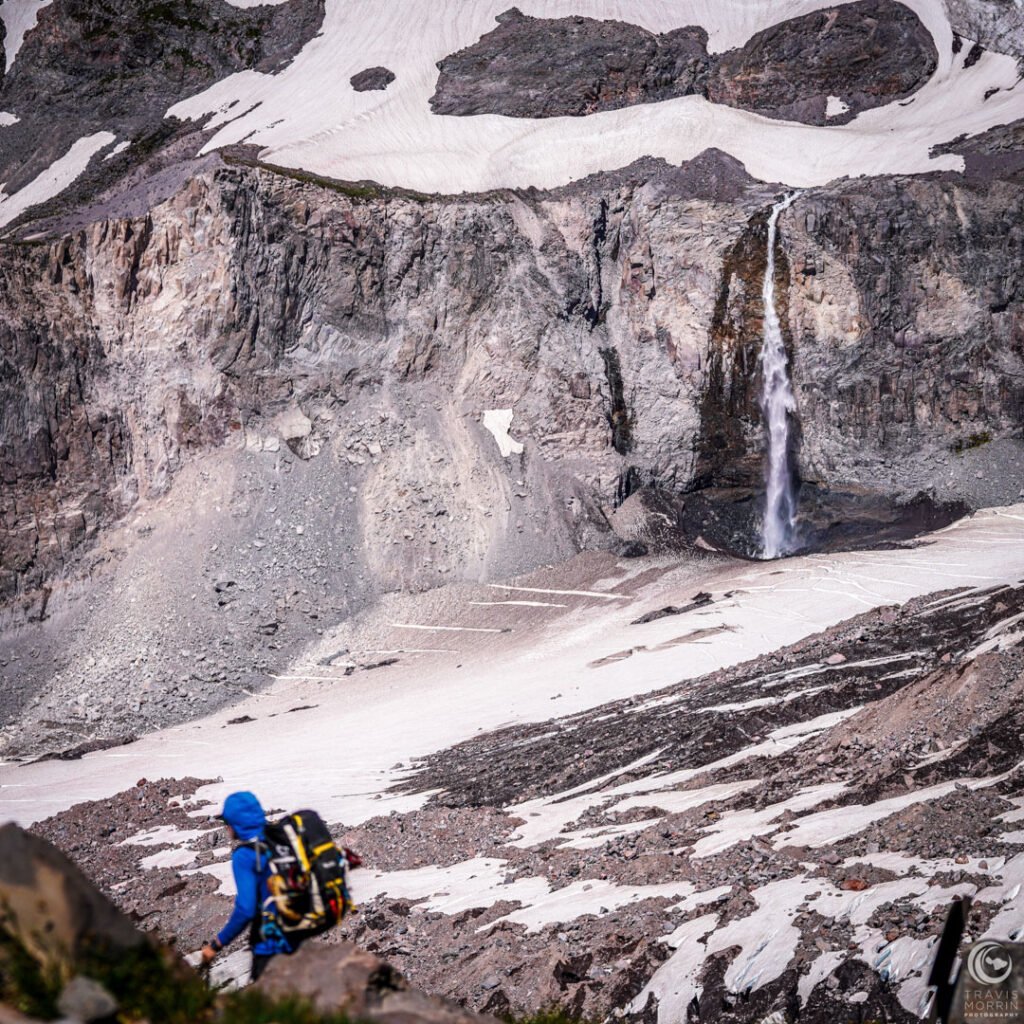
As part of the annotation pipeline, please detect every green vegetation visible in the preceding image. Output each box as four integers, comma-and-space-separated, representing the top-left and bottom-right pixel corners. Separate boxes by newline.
500, 1009, 592, 1024
0, 925, 61, 1019
951, 430, 992, 453
220, 990, 356, 1024
1, 922, 593, 1024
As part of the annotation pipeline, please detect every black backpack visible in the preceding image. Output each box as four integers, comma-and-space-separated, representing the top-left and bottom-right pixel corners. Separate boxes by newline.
253, 809, 358, 942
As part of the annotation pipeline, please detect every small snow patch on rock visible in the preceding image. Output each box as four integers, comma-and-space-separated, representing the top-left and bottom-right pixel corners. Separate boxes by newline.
826, 95, 850, 118
482, 409, 523, 457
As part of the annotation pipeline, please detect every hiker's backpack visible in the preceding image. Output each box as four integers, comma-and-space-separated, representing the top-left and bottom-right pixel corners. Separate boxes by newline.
255, 809, 358, 942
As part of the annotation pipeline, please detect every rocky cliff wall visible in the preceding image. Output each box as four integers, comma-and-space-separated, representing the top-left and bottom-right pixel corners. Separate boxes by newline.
2, 149, 1023, 614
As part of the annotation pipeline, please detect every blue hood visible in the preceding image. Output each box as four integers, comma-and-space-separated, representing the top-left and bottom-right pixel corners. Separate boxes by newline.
220, 791, 266, 840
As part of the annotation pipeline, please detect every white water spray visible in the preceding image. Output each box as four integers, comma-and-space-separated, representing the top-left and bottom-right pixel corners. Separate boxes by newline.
759, 192, 801, 559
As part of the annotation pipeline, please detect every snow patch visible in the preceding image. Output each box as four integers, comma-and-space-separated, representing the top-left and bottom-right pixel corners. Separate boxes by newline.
0, 113, 20, 128
139, 847, 198, 870
1, 0, 52, 72
798, 950, 845, 1005
0, 132, 116, 229
481, 409, 523, 457
103, 140, 131, 161
163, 0, 1024, 192
628, 912, 720, 1021
120, 824, 213, 847
3, 506, 1024, 836
707, 876, 809, 994
825, 95, 851, 118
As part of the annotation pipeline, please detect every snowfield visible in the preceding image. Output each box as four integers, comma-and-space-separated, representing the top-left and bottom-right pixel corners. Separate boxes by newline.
3, 505, 1023, 828
164, 0, 1024, 192
5, 507, 1024, 1013
3, 0, 1022, 227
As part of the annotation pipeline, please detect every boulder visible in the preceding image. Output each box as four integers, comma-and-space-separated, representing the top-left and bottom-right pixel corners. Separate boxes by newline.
255, 943, 498, 1024
56, 976, 118, 1022
0, 824, 142, 972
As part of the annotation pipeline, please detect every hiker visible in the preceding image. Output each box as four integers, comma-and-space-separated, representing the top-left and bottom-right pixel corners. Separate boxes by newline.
199, 791, 298, 982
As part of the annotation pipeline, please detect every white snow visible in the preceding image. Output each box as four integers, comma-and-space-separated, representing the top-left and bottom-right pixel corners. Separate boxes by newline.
2, 508, 1024, 1019
1, 0, 52, 72
481, 409, 524, 457
508, 710, 856, 850
825, 95, 851, 118
694, 782, 848, 858
3, 506, 1024, 853
707, 876, 809, 994
483, 878, 698, 933
628, 913, 719, 1021
0, 113, 20, 128
488, 584, 629, 600
0, 132, 115, 230
773, 762, 1024, 849
119, 824, 213, 847
346, 857, 708, 932
798, 950, 845, 1005
103, 140, 131, 160
162, 0, 1024, 193
139, 847, 199, 870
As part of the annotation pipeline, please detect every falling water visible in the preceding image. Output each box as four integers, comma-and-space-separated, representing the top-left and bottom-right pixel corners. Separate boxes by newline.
759, 192, 801, 559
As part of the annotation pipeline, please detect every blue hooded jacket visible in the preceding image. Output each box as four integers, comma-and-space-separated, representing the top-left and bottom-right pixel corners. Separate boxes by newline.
217, 791, 291, 956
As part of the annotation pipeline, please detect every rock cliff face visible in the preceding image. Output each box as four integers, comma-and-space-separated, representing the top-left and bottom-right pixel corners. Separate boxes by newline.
3, 147, 1024, 611
944, 0, 1024, 59
0, 0, 324, 196
429, 0, 936, 125
1, 140, 1023, 741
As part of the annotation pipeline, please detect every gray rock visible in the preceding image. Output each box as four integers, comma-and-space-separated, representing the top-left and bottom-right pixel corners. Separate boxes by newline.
351, 66, 396, 91
57, 977, 118, 1023
429, 1, 936, 126
0, 0, 325, 202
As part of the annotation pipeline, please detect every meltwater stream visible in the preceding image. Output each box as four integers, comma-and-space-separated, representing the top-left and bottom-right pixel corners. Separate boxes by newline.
759, 192, 801, 559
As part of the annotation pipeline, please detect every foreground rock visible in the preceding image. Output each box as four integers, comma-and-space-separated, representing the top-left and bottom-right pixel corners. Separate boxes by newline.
257, 944, 498, 1024
0, 823, 498, 1024
0, 822, 142, 968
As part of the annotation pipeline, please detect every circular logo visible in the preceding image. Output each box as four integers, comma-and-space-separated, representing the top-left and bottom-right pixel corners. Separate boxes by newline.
967, 941, 1013, 986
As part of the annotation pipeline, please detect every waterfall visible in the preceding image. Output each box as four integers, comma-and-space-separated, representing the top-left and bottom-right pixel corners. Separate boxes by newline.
759, 192, 801, 559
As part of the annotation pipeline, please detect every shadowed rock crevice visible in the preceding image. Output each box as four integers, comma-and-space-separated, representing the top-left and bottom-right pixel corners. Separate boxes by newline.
695, 204, 796, 492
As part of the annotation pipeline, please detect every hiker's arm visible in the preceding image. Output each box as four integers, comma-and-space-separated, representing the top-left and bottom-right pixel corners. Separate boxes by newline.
216, 846, 259, 948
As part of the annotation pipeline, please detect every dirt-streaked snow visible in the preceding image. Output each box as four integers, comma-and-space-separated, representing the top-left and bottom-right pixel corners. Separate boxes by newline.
164, 0, 1024, 193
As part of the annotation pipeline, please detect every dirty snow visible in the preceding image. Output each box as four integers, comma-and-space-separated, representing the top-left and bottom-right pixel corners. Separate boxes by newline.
1, 507, 1022, 836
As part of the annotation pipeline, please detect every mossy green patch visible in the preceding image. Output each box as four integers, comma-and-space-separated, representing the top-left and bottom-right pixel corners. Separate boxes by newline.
951, 431, 992, 453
